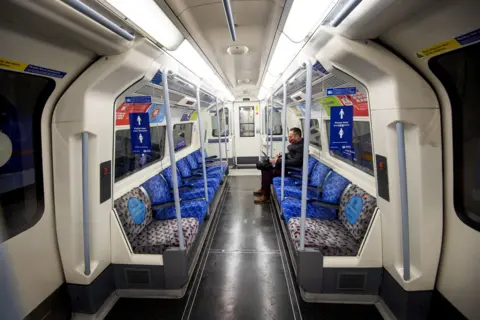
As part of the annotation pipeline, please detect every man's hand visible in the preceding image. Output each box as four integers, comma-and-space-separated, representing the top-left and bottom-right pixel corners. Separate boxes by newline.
276, 152, 282, 157
269, 158, 277, 165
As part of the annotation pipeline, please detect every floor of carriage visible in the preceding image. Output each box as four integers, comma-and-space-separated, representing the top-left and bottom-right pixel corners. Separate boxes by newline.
106, 176, 383, 320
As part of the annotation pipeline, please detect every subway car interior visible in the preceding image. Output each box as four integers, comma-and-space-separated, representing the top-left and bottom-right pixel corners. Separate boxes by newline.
0, 0, 479, 319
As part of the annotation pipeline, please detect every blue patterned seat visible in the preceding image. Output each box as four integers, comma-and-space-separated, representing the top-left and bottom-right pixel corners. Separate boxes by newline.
272, 156, 318, 191
275, 162, 331, 201
186, 153, 223, 175
287, 184, 377, 256
113, 187, 199, 254
177, 158, 222, 189
141, 174, 208, 222
280, 171, 351, 222
193, 149, 227, 173
163, 166, 219, 195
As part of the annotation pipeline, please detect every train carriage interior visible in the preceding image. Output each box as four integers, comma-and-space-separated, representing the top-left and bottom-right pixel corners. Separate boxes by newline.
0, 0, 479, 319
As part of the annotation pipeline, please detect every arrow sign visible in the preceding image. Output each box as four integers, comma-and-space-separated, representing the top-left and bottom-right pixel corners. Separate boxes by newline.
329, 105, 353, 155
129, 113, 152, 154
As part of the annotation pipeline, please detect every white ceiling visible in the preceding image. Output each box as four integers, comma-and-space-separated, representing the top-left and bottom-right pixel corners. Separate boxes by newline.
164, 0, 286, 98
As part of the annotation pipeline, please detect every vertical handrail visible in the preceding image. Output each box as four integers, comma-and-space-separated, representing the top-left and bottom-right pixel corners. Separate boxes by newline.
299, 60, 313, 250
196, 88, 209, 209
265, 101, 269, 156
64, 0, 135, 41
269, 99, 274, 158
396, 121, 410, 281
221, 0, 237, 41
216, 98, 223, 169
222, 102, 229, 167
281, 82, 287, 201
81, 132, 91, 275
164, 69, 185, 250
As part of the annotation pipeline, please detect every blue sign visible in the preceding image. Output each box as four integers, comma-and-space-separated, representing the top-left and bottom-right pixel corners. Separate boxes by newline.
125, 96, 152, 104
329, 105, 353, 154
312, 61, 329, 74
128, 198, 146, 224
151, 71, 163, 85
129, 113, 152, 154
326, 87, 356, 96
24, 64, 67, 79
455, 28, 480, 46
147, 103, 165, 124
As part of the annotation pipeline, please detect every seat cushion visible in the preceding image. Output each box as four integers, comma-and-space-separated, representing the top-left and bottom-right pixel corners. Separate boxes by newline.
154, 199, 208, 223
180, 186, 216, 204
339, 185, 377, 241
131, 218, 199, 254
186, 176, 220, 190
288, 217, 360, 256
273, 176, 300, 189
281, 198, 337, 222
277, 185, 320, 201
114, 187, 153, 244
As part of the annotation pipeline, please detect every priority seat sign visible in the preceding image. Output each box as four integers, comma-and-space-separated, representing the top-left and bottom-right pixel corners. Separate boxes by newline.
329, 105, 353, 154
129, 113, 152, 154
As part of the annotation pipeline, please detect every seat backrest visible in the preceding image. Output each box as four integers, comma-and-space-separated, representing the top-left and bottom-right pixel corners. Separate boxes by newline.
177, 157, 193, 177
338, 185, 377, 241
186, 153, 200, 170
113, 187, 153, 243
193, 149, 203, 163
307, 156, 318, 176
320, 171, 351, 204
161, 166, 185, 187
309, 162, 331, 187
141, 174, 173, 205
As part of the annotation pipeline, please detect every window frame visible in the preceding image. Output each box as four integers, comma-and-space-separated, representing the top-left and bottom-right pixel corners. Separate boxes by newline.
114, 124, 167, 182
0, 69, 56, 243
211, 107, 229, 137
429, 43, 480, 231
239, 106, 255, 137
325, 118, 374, 176
173, 122, 193, 152
300, 117, 322, 150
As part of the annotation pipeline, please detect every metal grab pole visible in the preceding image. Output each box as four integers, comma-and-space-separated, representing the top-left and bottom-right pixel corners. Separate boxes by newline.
164, 69, 185, 249
222, 102, 229, 167
82, 132, 91, 275
64, 0, 135, 41
196, 88, 209, 208
215, 98, 223, 168
269, 99, 273, 157
396, 121, 411, 281
265, 100, 269, 156
300, 61, 312, 250
281, 82, 287, 201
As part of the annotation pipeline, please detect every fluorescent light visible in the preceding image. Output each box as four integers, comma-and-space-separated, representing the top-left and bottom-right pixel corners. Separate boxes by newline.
104, 0, 184, 50
262, 73, 278, 89
283, 0, 337, 42
268, 33, 303, 77
258, 87, 267, 100
169, 40, 215, 80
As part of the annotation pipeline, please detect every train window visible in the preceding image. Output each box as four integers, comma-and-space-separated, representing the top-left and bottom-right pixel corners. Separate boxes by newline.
325, 120, 373, 175
271, 109, 283, 135
114, 126, 166, 182
173, 123, 193, 151
429, 42, 480, 231
0, 69, 55, 242
239, 106, 255, 137
300, 118, 322, 149
211, 108, 229, 137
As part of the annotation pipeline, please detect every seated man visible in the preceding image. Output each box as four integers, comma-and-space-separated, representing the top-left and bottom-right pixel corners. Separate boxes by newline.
254, 127, 304, 203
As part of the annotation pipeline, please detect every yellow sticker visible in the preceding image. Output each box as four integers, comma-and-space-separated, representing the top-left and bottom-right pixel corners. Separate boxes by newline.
0, 57, 28, 71
255, 106, 259, 111
416, 39, 462, 58
316, 96, 342, 116
190, 110, 198, 121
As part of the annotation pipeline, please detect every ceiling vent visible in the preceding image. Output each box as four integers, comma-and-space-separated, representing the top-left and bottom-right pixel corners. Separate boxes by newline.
243, 98, 250, 101
227, 45, 249, 55
290, 91, 306, 103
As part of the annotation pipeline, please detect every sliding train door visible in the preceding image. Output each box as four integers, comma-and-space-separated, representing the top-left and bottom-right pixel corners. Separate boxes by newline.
234, 102, 261, 166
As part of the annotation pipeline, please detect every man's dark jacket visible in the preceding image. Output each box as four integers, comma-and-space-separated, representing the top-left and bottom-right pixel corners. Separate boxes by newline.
277, 138, 304, 167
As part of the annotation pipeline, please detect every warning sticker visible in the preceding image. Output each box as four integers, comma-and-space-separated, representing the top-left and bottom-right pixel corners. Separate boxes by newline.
416, 28, 480, 58
0, 57, 66, 78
